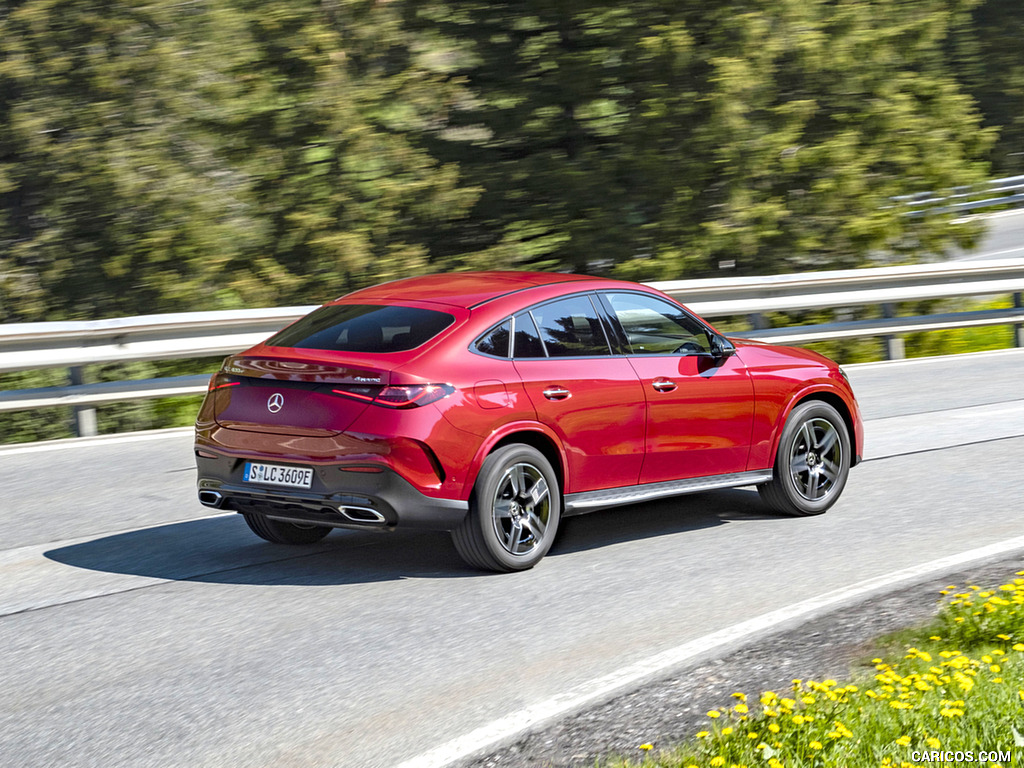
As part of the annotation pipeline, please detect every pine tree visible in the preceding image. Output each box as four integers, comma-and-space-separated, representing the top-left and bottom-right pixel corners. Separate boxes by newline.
415, 0, 995, 279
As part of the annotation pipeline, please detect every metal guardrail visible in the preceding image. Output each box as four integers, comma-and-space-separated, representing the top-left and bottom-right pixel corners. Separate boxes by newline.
2, 259, 1024, 435
894, 174, 1024, 216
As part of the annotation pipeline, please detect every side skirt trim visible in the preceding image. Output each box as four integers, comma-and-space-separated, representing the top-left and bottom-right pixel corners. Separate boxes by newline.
563, 469, 773, 515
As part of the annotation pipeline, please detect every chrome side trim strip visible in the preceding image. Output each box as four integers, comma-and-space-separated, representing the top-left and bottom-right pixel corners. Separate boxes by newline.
563, 469, 773, 514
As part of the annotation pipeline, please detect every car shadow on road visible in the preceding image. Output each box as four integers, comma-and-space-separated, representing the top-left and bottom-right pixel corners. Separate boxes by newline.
44, 489, 790, 585
550, 487, 788, 556
44, 514, 469, 585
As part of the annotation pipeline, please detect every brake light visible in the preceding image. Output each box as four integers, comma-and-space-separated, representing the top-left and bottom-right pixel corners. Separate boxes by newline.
376, 385, 453, 407
208, 373, 241, 391
331, 383, 453, 408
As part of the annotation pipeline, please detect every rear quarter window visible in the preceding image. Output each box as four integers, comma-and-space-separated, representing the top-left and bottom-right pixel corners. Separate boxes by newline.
266, 305, 455, 353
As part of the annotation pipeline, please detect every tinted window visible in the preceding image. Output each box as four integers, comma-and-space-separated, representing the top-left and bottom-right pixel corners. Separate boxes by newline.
605, 293, 711, 355
513, 312, 545, 358
266, 304, 455, 353
475, 320, 511, 358
529, 295, 611, 358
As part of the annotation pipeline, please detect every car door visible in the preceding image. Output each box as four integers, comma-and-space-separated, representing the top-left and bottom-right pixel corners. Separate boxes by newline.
512, 293, 646, 493
600, 291, 755, 484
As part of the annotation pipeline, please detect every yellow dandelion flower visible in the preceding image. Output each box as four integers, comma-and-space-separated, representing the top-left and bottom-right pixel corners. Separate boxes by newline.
697, 731, 709, 739
993, 677, 1003, 684
1012, 643, 1024, 652
748, 732, 759, 739
707, 710, 722, 718
809, 741, 823, 750
768, 723, 781, 734
895, 736, 911, 747
792, 715, 805, 726
801, 696, 815, 705
710, 756, 725, 767
734, 704, 749, 714
990, 664, 1002, 673
982, 655, 993, 664
639, 743, 653, 751
953, 672, 974, 693
732, 692, 747, 702
926, 738, 941, 749
722, 727, 734, 736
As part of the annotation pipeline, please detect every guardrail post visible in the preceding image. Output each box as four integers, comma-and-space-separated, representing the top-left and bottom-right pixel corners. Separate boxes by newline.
747, 313, 768, 331
68, 367, 98, 438
1015, 292, 1023, 348
880, 304, 906, 360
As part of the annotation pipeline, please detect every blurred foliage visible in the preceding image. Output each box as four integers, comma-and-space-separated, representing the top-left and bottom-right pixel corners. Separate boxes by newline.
1, 0, 1023, 441
949, 0, 1024, 174
414, 0, 997, 281
1, 0, 1016, 325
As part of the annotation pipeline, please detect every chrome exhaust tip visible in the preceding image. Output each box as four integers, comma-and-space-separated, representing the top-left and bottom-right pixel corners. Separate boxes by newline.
338, 505, 387, 524
198, 490, 224, 508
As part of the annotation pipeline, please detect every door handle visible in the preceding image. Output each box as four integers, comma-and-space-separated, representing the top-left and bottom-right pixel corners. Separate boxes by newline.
542, 386, 571, 401
652, 378, 677, 393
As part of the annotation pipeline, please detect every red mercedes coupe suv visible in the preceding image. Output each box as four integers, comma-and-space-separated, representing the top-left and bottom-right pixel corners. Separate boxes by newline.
195, 272, 863, 572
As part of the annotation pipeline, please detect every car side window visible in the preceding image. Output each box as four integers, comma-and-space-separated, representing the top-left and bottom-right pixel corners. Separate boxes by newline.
513, 312, 546, 358
474, 319, 511, 358
529, 295, 612, 358
604, 292, 712, 355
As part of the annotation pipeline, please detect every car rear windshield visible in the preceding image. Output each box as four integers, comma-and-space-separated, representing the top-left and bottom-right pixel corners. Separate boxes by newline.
265, 304, 455, 353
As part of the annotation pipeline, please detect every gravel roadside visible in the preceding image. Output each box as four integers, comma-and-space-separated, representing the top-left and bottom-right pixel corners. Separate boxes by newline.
456, 554, 1024, 768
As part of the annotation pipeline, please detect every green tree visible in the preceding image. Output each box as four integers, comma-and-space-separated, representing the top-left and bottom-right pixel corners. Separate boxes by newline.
0, 0, 253, 322
195, 0, 478, 306
949, 0, 1024, 174
416, 0, 994, 280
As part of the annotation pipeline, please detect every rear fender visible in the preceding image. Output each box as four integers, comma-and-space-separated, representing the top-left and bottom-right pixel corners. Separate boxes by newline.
463, 422, 569, 500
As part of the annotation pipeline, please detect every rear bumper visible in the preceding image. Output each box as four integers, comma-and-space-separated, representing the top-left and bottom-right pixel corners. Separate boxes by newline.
196, 453, 468, 531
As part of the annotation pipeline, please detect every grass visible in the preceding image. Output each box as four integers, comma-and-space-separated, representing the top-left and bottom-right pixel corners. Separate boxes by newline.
606, 573, 1024, 768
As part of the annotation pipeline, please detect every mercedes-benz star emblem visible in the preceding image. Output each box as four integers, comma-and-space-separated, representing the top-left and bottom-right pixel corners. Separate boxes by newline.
267, 392, 284, 413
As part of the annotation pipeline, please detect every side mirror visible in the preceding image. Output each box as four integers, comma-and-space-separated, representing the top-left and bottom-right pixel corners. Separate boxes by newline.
710, 334, 736, 359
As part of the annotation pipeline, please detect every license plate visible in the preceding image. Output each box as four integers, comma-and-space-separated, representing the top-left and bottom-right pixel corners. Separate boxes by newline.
243, 462, 314, 489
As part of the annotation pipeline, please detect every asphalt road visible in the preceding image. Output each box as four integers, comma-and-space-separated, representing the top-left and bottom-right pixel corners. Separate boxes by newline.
2, 349, 1023, 768
951, 207, 1024, 260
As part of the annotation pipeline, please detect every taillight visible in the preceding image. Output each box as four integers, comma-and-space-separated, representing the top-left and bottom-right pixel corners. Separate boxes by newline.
331, 383, 453, 408
375, 384, 453, 407
208, 373, 240, 391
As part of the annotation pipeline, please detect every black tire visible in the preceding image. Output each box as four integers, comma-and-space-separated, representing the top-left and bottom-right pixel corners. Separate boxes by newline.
243, 513, 331, 544
452, 444, 561, 573
758, 400, 851, 516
